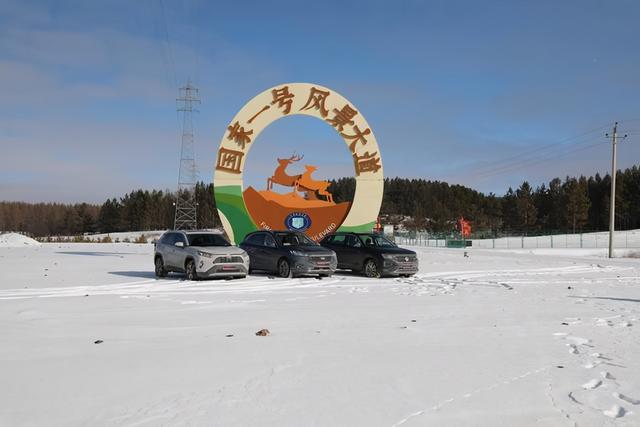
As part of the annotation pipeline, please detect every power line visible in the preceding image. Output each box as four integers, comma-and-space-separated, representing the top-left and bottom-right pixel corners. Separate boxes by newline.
619, 117, 640, 124
472, 138, 607, 180
158, 0, 177, 90
468, 134, 604, 179
464, 123, 611, 177
182, 0, 202, 87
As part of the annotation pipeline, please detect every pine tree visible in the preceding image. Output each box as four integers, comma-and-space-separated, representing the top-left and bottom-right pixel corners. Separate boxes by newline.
564, 177, 590, 233
502, 187, 518, 232
98, 199, 122, 233
516, 182, 537, 234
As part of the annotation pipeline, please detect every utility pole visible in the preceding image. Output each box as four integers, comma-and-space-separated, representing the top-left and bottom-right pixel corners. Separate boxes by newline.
174, 81, 200, 230
606, 122, 627, 258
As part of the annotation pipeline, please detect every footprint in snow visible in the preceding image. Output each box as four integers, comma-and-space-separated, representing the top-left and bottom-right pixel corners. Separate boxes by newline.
603, 404, 626, 418
613, 392, 640, 405
566, 335, 590, 345
582, 379, 602, 390
600, 371, 616, 380
596, 318, 614, 327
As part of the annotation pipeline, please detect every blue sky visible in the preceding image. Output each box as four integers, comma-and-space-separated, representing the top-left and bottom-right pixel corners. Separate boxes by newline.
1, 0, 639, 202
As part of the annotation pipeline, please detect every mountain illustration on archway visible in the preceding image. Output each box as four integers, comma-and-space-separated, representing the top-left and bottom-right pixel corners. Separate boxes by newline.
242, 153, 352, 240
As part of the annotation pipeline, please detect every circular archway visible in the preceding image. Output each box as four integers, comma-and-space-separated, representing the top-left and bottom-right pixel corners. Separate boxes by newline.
213, 83, 383, 243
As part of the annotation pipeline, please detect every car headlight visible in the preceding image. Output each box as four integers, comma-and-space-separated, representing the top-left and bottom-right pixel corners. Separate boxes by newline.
381, 253, 396, 259
197, 250, 213, 258
289, 250, 308, 257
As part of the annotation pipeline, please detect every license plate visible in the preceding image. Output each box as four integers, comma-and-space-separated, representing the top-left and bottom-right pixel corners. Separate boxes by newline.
222, 266, 238, 271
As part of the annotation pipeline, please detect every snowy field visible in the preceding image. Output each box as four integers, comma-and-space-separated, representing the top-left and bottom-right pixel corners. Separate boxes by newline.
0, 240, 639, 426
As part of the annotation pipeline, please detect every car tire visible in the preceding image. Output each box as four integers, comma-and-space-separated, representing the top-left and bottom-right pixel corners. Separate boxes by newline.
277, 258, 292, 278
185, 260, 198, 281
363, 259, 380, 278
154, 257, 167, 278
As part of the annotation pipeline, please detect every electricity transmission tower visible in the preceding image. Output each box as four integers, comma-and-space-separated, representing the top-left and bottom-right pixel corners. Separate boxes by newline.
174, 81, 200, 230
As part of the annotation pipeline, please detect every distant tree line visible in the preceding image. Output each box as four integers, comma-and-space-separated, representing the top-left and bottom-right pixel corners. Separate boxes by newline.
2, 166, 640, 237
0, 202, 100, 237
329, 165, 640, 236
0, 183, 219, 237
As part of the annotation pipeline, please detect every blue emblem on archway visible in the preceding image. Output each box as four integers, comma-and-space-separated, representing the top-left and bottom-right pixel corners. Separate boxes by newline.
285, 212, 312, 232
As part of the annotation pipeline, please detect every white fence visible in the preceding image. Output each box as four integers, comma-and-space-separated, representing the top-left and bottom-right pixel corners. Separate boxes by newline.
395, 236, 448, 247
396, 229, 640, 249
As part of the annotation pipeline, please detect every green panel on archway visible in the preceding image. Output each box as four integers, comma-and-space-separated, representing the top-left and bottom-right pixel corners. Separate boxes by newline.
214, 185, 257, 243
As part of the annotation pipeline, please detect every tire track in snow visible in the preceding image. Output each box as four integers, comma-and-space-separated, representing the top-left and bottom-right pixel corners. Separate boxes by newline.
390, 366, 551, 426
0, 279, 169, 299
0, 276, 347, 300
391, 263, 632, 297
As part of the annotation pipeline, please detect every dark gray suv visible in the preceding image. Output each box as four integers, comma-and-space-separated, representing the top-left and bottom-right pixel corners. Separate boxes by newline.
154, 230, 249, 280
239, 230, 337, 278
321, 232, 418, 278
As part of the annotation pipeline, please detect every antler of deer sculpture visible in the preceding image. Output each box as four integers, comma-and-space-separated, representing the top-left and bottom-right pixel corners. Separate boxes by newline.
267, 153, 304, 190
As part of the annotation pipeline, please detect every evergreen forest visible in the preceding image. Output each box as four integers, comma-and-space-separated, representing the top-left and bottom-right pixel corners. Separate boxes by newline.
2, 166, 640, 237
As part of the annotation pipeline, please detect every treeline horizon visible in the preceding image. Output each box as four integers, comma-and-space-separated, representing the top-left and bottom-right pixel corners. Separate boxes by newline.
2, 165, 640, 237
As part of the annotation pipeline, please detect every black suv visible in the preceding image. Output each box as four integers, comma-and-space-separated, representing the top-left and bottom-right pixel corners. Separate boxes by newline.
239, 230, 337, 278
320, 232, 418, 278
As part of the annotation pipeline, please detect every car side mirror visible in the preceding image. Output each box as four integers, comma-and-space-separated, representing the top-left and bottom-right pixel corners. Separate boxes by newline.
175, 241, 185, 248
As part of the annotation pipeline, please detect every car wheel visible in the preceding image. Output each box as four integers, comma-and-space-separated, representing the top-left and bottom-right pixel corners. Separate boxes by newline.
277, 258, 292, 278
185, 260, 198, 281
363, 259, 380, 278
154, 257, 167, 278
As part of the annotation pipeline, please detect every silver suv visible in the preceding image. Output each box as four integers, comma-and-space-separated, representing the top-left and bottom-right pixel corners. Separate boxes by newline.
154, 230, 249, 280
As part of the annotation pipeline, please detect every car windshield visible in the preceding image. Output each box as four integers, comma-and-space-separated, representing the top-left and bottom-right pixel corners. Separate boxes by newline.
275, 232, 318, 246
187, 233, 230, 247
361, 234, 397, 248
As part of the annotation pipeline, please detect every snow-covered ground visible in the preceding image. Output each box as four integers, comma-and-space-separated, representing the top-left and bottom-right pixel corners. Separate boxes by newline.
0, 243, 638, 426
0, 232, 41, 247
72, 229, 225, 243
50, 230, 167, 243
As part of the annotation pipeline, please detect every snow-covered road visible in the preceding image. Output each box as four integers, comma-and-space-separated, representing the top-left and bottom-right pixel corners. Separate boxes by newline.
0, 243, 638, 426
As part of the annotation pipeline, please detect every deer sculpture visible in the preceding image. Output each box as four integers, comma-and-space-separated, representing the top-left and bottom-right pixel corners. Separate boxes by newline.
295, 165, 334, 203
267, 154, 303, 191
